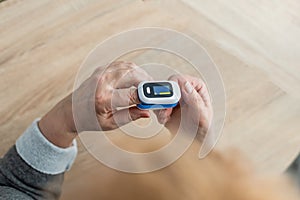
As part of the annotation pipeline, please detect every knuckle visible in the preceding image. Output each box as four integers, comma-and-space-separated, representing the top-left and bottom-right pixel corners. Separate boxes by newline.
100, 121, 113, 131
106, 123, 115, 130
96, 94, 110, 104
107, 61, 125, 70
93, 65, 107, 74
129, 110, 137, 121
113, 61, 125, 65
126, 61, 137, 68
129, 88, 138, 103
124, 69, 138, 80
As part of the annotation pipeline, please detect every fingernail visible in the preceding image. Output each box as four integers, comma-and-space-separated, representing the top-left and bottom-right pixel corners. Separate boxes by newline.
185, 82, 193, 94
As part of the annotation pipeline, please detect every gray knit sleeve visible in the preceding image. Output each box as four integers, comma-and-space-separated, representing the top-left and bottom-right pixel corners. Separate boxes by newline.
0, 120, 78, 199
0, 146, 64, 199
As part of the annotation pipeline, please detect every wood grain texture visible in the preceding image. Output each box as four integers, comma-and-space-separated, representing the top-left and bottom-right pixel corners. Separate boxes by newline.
0, 0, 299, 199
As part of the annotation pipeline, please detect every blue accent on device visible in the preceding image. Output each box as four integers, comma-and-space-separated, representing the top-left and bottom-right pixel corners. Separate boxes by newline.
137, 102, 178, 110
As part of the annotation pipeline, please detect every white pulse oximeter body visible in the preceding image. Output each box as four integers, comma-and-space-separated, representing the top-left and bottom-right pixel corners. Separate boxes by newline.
137, 81, 181, 110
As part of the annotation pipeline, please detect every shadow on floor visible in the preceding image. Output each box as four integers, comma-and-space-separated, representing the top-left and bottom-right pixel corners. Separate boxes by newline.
287, 154, 300, 187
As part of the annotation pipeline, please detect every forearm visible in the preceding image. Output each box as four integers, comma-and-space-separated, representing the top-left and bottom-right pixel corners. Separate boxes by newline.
0, 95, 78, 199
0, 123, 77, 199
39, 94, 77, 148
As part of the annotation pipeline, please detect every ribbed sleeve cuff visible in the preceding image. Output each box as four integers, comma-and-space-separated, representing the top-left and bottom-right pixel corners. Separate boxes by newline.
16, 119, 78, 175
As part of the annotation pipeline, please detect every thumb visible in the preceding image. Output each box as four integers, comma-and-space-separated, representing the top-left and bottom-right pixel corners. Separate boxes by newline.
129, 107, 151, 121
111, 107, 150, 129
182, 81, 205, 108
154, 108, 173, 124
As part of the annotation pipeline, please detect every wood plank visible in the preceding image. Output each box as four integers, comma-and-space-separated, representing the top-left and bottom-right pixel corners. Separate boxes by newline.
0, 0, 299, 199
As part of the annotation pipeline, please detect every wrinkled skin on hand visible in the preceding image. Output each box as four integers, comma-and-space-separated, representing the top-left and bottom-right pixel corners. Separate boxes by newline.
155, 74, 213, 141
73, 61, 153, 131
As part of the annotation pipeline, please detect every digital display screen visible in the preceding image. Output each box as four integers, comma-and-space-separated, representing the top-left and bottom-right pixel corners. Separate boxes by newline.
153, 85, 171, 95
143, 82, 173, 98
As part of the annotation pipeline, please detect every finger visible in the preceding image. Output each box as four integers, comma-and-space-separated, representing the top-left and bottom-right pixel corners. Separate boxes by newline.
91, 65, 107, 78
153, 110, 160, 119
199, 84, 211, 107
182, 81, 205, 108
93, 61, 138, 82
93, 61, 135, 76
111, 87, 140, 108
111, 107, 150, 128
115, 67, 153, 89
169, 74, 208, 106
182, 81, 208, 130
154, 108, 173, 124
169, 74, 205, 91
168, 74, 185, 85
106, 61, 137, 72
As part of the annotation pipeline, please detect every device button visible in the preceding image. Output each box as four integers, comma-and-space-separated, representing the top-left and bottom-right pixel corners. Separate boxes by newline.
146, 87, 151, 94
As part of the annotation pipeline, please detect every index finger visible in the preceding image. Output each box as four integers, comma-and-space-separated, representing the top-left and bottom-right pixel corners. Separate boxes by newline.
169, 74, 211, 104
111, 87, 140, 108
169, 74, 205, 91
115, 67, 153, 89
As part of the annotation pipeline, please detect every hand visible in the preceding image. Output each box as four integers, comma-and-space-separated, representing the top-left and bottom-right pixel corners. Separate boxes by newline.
156, 74, 213, 141
95, 62, 152, 130
39, 61, 152, 148
73, 61, 152, 131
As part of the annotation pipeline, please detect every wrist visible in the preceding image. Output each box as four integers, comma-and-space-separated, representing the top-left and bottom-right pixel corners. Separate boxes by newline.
60, 94, 77, 133
39, 94, 77, 148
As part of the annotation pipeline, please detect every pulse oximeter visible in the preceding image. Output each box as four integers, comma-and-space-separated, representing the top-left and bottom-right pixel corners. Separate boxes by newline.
137, 81, 181, 110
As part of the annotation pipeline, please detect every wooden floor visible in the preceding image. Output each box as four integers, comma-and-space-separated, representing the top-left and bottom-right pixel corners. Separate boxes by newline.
1, 0, 300, 199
